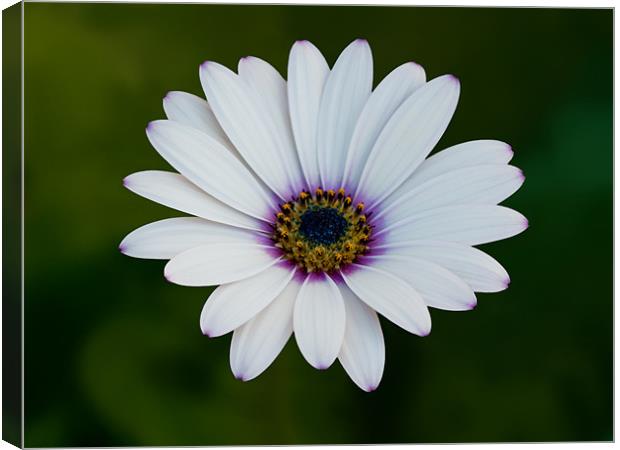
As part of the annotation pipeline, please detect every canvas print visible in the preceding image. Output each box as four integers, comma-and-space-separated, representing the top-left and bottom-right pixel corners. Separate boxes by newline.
2, 2, 612, 447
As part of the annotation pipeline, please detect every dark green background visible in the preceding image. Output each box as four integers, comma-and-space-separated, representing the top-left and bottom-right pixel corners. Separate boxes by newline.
21, 4, 612, 446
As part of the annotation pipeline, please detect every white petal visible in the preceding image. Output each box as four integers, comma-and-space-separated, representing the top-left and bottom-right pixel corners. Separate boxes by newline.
377, 240, 510, 293
200, 61, 302, 199
342, 62, 426, 188
164, 242, 277, 286
375, 165, 525, 222
338, 285, 385, 392
237, 56, 304, 190
120, 217, 259, 260
230, 278, 299, 381
386, 140, 514, 206
163, 91, 231, 147
293, 273, 345, 369
146, 120, 276, 220
200, 264, 295, 337
317, 39, 373, 188
412, 139, 514, 183
287, 40, 330, 189
356, 75, 460, 207
342, 264, 431, 336
237, 57, 289, 128
380, 205, 528, 246
367, 255, 476, 311
123, 171, 265, 231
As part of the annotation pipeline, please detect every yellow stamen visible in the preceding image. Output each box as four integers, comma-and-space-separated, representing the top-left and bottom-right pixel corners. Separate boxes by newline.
271, 187, 372, 273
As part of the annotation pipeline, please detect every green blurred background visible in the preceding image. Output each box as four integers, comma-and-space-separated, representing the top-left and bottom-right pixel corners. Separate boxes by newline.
21, 4, 611, 446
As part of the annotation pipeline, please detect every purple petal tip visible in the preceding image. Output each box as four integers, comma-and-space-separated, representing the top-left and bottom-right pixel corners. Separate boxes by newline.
469, 302, 477, 310
200, 60, 210, 69
295, 39, 309, 45
523, 218, 530, 229
234, 373, 246, 381
118, 244, 126, 253
365, 385, 378, 392
355, 38, 368, 43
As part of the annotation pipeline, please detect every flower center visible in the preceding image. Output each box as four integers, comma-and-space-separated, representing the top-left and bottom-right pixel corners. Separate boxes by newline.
271, 188, 372, 273
299, 207, 348, 245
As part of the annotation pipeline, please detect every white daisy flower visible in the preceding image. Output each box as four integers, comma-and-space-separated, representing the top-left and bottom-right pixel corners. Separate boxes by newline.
120, 39, 527, 392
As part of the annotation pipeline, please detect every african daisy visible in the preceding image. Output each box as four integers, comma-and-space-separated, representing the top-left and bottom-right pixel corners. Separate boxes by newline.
120, 39, 527, 391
